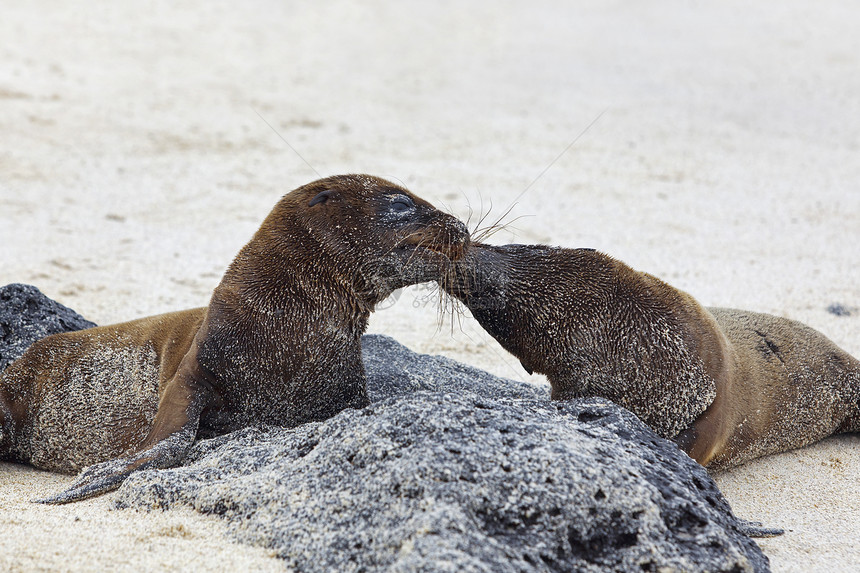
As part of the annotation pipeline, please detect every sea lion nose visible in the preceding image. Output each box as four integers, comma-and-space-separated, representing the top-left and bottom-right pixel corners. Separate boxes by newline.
448, 217, 470, 244
445, 216, 470, 260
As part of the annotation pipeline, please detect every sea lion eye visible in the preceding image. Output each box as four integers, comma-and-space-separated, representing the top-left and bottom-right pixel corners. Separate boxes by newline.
389, 195, 415, 213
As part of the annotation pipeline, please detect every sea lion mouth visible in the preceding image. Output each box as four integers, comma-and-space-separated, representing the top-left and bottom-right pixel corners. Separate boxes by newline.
395, 220, 470, 262
397, 240, 466, 261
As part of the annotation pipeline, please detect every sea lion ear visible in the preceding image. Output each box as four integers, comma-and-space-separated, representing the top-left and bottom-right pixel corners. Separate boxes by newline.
308, 190, 333, 207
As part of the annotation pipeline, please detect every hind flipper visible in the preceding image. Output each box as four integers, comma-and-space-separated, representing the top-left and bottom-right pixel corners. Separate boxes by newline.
736, 518, 784, 538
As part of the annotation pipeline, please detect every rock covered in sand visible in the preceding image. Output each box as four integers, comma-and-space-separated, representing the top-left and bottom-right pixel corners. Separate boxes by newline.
117, 337, 769, 573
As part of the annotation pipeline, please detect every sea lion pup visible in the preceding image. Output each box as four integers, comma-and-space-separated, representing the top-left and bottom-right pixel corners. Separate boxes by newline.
0, 174, 469, 504
443, 243, 859, 470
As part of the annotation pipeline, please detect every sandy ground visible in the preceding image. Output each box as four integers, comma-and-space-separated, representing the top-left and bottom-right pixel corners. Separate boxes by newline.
1, 1, 858, 571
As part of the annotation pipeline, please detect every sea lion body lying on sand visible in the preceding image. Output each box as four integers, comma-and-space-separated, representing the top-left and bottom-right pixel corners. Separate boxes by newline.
445, 243, 859, 469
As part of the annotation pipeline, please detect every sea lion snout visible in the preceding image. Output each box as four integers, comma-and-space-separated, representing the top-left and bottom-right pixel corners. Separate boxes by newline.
296, 174, 470, 261
398, 214, 470, 262
363, 195, 470, 303
443, 217, 470, 261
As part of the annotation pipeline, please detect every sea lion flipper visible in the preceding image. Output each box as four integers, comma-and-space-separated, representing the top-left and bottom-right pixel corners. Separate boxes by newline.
36, 344, 212, 504
735, 518, 784, 538
33, 422, 199, 504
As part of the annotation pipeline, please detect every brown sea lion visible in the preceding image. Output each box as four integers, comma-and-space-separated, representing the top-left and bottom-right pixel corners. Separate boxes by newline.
0, 174, 469, 503
444, 243, 859, 470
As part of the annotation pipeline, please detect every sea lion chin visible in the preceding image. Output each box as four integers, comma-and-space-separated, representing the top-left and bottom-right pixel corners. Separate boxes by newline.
445, 242, 860, 470
0, 174, 469, 503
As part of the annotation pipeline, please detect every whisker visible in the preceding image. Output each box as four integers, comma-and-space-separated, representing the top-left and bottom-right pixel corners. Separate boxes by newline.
472, 196, 495, 237
462, 196, 476, 232
472, 214, 533, 243
466, 110, 607, 246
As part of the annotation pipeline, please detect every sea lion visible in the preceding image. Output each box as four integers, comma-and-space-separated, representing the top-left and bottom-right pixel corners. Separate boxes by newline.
444, 242, 859, 470
0, 174, 469, 503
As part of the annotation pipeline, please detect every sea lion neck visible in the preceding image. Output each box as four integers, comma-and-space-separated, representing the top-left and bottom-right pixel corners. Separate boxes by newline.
216, 251, 368, 322
452, 244, 601, 306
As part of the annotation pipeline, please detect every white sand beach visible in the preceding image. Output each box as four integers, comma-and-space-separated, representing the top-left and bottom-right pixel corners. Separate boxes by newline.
1, 1, 858, 571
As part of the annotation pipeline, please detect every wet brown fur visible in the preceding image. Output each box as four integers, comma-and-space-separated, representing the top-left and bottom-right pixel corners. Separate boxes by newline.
0, 174, 469, 502
1, 309, 204, 473
446, 243, 860, 470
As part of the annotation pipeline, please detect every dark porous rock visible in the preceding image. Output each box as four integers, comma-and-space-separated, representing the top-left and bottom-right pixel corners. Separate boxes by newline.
117, 391, 769, 572
0, 283, 96, 373
361, 333, 550, 402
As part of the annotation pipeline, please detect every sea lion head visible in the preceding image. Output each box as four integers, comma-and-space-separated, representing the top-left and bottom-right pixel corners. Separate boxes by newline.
257, 174, 470, 307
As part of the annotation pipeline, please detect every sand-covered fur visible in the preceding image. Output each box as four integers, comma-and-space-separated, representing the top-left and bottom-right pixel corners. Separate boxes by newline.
446, 243, 860, 469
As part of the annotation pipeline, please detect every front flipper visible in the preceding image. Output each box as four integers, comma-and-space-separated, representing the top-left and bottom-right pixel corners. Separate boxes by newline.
35, 422, 199, 504
36, 337, 216, 504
